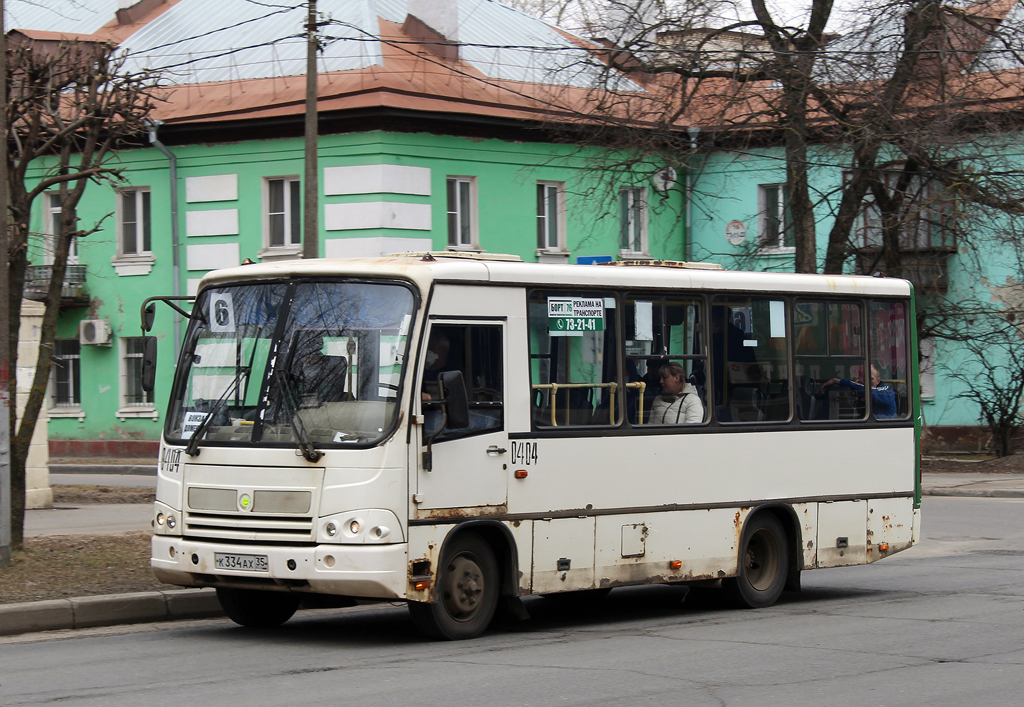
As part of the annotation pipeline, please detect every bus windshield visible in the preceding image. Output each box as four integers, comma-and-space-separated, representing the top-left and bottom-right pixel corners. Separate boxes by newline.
166, 280, 416, 449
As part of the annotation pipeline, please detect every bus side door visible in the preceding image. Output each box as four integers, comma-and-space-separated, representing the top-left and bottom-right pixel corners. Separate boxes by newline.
415, 319, 508, 513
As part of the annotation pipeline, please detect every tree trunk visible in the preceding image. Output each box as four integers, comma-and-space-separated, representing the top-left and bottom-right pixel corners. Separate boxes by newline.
5, 221, 28, 549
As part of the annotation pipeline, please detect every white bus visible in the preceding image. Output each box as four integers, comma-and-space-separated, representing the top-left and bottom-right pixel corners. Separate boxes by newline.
147, 253, 921, 640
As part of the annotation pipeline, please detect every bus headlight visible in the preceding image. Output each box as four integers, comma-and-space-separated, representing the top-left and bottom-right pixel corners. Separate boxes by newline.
153, 502, 182, 536
316, 509, 404, 544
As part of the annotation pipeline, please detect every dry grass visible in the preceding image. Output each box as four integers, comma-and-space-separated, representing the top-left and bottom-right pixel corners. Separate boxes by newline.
0, 532, 167, 605
1, 485, 163, 605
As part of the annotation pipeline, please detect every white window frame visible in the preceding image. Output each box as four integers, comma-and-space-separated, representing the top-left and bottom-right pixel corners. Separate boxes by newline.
920, 336, 935, 400
261, 176, 302, 260
118, 336, 158, 420
758, 183, 793, 252
446, 176, 479, 250
112, 187, 155, 276
536, 181, 567, 255
48, 338, 84, 420
43, 192, 79, 266
619, 187, 648, 257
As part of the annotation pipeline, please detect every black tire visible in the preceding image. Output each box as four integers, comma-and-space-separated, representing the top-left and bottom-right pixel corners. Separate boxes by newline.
724, 513, 789, 609
216, 588, 302, 628
408, 533, 499, 640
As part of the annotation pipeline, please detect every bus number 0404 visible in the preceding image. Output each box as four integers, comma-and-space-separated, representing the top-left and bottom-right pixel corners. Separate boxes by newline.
511, 441, 538, 466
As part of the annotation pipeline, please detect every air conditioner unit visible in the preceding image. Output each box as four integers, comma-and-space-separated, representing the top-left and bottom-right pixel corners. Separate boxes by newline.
79, 319, 112, 346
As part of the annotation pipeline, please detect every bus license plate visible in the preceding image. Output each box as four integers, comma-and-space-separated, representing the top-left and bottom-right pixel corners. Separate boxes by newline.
214, 553, 269, 572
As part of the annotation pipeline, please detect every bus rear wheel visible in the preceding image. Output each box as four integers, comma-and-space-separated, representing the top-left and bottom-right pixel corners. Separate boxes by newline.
409, 533, 499, 640
216, 588, 302, 628
725, 513, 789, 609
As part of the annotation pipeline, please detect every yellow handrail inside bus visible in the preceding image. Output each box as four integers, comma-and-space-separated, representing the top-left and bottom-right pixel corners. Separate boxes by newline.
531, 381, 647, 426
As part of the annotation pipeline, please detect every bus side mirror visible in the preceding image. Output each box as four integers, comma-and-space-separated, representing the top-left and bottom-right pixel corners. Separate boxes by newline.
142, 336, 158, 393
439, 370, 470, 429
143, 303, 156, 332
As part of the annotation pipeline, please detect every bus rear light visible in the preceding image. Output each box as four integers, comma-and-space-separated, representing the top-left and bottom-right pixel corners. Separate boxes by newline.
515, 470, 528, 479
669, 560, 682, 571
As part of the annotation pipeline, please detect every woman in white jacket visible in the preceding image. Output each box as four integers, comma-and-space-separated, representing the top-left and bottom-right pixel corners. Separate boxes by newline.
649, 362, 704, 424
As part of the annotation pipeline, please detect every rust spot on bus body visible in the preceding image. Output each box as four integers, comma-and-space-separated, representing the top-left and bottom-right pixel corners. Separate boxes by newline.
415, 504, 508, 520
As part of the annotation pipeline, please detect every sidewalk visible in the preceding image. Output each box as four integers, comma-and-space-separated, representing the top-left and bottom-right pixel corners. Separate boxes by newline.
4, 466, 1023, 638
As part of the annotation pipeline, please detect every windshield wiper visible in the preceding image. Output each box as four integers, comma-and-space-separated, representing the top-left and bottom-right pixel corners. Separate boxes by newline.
272, 370, 324, 462
184, 367, 249, 457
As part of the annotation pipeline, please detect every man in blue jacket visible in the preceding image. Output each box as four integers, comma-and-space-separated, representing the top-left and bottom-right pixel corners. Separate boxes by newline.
822, 365, 898, 419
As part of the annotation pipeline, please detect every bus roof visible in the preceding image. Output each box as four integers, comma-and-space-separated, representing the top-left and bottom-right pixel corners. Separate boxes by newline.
198, 253, 913, 297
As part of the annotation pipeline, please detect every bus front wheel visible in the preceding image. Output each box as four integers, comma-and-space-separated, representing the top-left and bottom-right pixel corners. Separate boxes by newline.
409, 533, 499, 640
216, 588, 301, 628
725, 513, 789, 609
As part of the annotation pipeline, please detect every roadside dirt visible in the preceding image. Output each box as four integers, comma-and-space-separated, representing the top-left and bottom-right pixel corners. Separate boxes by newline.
1, 486, 162, 605
921, 454, 1024, 474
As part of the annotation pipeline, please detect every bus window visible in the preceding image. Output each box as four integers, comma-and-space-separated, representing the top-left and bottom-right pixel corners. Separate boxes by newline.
423, 324, 503, 440
869, 301, 910, 420
624, 295, 706, 425
529, 290, 620, 427
710, 296, 790, 423
794, 301, 866, 421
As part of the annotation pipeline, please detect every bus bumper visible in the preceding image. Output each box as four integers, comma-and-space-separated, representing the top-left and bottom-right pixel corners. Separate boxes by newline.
151, 535, 408, 600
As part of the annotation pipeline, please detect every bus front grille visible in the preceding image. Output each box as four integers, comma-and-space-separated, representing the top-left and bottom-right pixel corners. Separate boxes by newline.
184, 511, 315, 543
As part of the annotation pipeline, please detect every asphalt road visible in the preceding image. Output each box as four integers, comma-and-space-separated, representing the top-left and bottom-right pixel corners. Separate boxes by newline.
3, 495, 1023, 707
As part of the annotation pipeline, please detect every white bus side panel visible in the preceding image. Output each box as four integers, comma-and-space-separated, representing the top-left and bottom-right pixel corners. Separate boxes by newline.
816, 500, 868, 567
506, 428, 915, 514
533, 517, 595, 593
865, 497, 916, 562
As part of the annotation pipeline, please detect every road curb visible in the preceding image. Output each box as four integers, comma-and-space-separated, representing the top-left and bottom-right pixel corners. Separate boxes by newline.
924, 488, 1024, 498
0, 588, 222, 637
49, 464, 157, 476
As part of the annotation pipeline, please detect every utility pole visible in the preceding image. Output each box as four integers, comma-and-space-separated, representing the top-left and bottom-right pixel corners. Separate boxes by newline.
1, 0, 12, 567
302, 0, 319, 260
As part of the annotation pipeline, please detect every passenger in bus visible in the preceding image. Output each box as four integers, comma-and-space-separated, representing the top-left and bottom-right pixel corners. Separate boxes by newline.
820, 365, 897, 419
649, 362, 704, 424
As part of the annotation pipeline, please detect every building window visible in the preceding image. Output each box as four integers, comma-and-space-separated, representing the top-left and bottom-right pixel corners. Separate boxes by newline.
537, 182, 565, 251
447, 177, 476, 248
43, 193, 79, 265
919, 337, 935, 400
121, 337, 152, 408
118, 188, 151, 255
852, 169, 956, 251
266, 177, 301, 248
51, 339, 81, 408
619, 187, 647, 255
759, 184, 792, 250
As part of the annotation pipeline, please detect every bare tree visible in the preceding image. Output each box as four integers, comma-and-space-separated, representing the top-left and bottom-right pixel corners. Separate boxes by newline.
550, 0, 1024, 278
932, 270, 1024, 456
4, 34, 160, 548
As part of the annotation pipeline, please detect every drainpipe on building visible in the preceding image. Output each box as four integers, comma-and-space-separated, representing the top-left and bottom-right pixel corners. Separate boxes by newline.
685, 126, 701, 263
147, 120, 182, 352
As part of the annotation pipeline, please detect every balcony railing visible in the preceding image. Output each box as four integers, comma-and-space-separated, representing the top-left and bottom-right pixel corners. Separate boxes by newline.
24, 264, 89, 306
855, 246, 956, 292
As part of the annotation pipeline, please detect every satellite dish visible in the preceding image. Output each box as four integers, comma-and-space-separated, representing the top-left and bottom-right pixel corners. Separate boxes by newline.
652, 167, 677, 193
